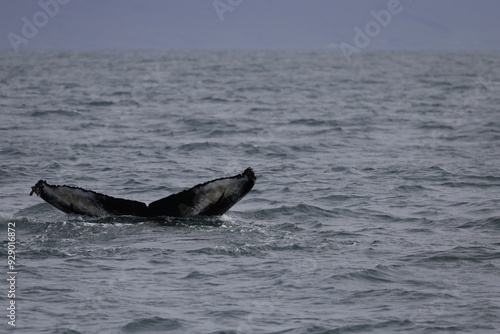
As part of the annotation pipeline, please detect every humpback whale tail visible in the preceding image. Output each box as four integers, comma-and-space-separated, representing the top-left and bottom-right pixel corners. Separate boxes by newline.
30, 168, 256, 218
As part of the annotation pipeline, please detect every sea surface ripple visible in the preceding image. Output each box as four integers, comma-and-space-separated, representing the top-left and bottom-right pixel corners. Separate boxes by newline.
0, 50, 499, 333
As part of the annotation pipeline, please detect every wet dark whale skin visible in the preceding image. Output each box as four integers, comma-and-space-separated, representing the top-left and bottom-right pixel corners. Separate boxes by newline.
30, 168, 256, 218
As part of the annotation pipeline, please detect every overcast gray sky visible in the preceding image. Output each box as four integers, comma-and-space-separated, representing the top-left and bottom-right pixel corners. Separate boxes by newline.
1, 0, 499, 51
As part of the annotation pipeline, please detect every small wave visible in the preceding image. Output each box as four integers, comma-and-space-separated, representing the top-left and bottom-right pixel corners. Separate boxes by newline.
249, 204, 340, 221
51, 328, 82, 334
248, 107, 275, 112
440, 181, 497, 189
457, 216, 500, 230
465, 174, 500, 182
175, 141, 225, 152
328, 165, 351, 173
189, 243, 303, 256
302, 320, 413, 334
30, 109, 79, 117
122, 317, 183, 333
198, 96, 230, 103
272, 222, 304, 232
0, 216, 37, 231
182, 270, 213, 280
19, 248, 73, 259
110, 91, 131, 96
62, 82, 79, 89
316, 194, 357, 202
332, 265, 396, 284
395, 184, 428, 192
417, 122, 454, 130
289, 118, 342, 128
120, 99, 141, 107
422, 246, 500, 263
87, 101, 114, 107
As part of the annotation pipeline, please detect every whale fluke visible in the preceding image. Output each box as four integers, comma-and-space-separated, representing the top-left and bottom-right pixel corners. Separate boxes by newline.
30, 168, 256, 218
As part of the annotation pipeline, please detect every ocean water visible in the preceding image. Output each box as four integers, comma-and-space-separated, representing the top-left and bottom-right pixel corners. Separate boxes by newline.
1, 50, 500, 333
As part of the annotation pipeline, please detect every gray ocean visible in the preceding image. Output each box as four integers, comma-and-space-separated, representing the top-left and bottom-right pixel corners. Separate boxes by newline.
1, 50, 500, 334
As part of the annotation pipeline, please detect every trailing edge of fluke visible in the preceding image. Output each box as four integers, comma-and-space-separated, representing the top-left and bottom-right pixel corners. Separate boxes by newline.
30, 168, 256, 218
